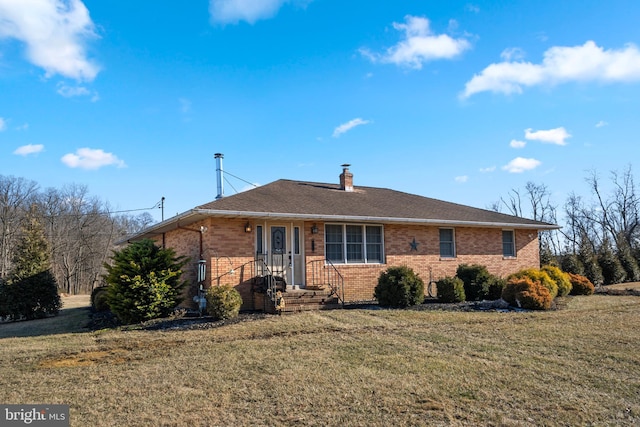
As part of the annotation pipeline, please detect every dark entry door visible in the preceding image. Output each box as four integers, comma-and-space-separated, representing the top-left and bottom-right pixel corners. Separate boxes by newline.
270, 226, 289, 283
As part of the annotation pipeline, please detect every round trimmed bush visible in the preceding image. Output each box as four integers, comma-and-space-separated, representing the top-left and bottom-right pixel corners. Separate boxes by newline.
486, 276, 507, 300
508, 268, 558, 299
542, 265, 572, 297
568, 273, 595, 296
502, 277, 552, 310
456, 264, 491, 301
206, 285, 242, 320
374, 266, 425, 308
436, 277, 465, 303
91, 286, 110, 311
91, 287, 110, 312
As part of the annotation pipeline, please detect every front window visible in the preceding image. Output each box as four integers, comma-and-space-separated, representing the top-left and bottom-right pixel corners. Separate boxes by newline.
325, 224, 344, 262
503, 230, 516, 257
439, 228, 455, 258
325, 224, 384, 264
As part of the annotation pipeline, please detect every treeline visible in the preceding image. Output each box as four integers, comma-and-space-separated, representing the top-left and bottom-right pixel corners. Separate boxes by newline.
494, 165, 640, 286
0, 175, 155, 295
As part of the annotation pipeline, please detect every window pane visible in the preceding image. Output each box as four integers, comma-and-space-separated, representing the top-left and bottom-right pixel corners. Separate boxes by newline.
346, 225, 363, 262
325, 225, 344, 262
502, 230, 515, 257
366, 226, 383, 263
439, 228, 455, 257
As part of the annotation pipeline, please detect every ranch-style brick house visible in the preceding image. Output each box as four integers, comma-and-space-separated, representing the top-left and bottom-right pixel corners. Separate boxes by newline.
124, 164, 558, 313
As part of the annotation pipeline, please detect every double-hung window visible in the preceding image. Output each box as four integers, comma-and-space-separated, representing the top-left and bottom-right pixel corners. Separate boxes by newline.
502, 230, 516, 257
325, 224, 383, 264
439, 228, 455, 258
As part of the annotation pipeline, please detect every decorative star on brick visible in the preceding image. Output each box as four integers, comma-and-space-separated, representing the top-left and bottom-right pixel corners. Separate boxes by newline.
410, 238, 419, 251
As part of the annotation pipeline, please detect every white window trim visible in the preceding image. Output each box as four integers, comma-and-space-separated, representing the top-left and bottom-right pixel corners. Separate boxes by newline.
439, 227, 456, 259
324, 223, 385, 264
502, 229, 516, 258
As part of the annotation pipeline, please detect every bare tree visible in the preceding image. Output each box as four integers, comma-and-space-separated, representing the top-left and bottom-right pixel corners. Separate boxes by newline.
495, 181, 562, 257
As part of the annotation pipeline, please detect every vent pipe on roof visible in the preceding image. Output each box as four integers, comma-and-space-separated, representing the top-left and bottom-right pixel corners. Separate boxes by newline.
340, 164, 353, 192
215, 153, 224, 199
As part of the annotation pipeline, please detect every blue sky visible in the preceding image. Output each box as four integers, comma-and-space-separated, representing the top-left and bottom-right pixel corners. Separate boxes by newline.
1, 0, 640, 223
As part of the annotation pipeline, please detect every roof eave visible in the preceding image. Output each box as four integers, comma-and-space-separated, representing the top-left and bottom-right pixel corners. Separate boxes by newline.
118, 208, 559, 244
192, 209, 560, 230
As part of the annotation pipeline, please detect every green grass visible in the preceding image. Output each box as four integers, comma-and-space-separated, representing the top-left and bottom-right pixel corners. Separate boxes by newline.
1, 295, 639, 426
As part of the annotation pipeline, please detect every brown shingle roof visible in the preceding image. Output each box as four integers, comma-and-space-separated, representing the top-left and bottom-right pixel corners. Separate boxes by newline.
195, 179, 556, 228
121, 178, 557, 243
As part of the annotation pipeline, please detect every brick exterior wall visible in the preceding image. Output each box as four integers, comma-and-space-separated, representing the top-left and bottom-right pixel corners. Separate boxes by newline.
312, 223, 539, 302
155, 218, 541, 310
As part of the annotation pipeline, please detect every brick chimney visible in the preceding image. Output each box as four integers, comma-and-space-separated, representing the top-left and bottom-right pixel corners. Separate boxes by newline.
339, 164, 353, 192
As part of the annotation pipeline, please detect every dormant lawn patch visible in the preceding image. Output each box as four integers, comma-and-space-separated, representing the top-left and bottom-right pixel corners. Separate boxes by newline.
1, 295, 639, 426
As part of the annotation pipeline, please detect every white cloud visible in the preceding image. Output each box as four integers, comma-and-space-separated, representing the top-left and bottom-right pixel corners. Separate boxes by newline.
462, 41, 640, 98
332, 118, 371, 138
56, 82, 98, 100
465, 4, 480, 13
0, 117, 6, 131
502, 157, 541, 173
61, 148, 126, 170
479, 166, 496, 173
500, 47, 525, 62
209, 0, 309, 24
0, 0, 100, 81
525, 127, 571, 146
13, 144, 44, 156
596, 120, 609, 128
510, 139, 526, 148
360, 15, 471, 69
455, 175, 468, 183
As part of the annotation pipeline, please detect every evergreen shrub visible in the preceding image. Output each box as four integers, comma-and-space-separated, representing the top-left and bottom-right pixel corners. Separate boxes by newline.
374, 266, 425, 308
104, 239, 188, 325
542, 265, 573, 297
486, 277, 507, 300
508, 268, 558, 299
456, 264, 505, 300
502, 277, 552, 310
568, 273, 595, 296
436, 277, 465, 303
206, 285, 242, 320
91, 286, 110, 312
456, 264, 491, 301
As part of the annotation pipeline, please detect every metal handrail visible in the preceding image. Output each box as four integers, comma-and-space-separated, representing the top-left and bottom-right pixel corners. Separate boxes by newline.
307, 259, 345, 305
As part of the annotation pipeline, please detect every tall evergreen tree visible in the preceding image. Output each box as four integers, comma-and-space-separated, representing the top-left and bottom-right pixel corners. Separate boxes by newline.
1, 206, 61, 320
597, 237, 626, 285
578, 235, 604, 286
616, 236, 640, 282
9, 208, 51, 283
